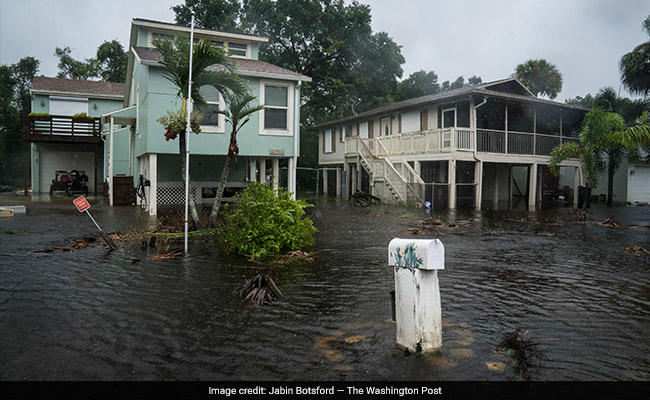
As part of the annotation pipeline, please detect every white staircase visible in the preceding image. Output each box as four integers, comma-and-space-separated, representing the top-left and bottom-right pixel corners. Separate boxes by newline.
354, 137, 425, 204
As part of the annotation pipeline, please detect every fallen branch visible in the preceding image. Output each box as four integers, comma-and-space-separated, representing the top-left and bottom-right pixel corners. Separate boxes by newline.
237, 274, 282, 306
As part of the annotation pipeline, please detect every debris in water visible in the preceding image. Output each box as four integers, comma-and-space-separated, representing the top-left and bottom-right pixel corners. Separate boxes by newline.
350, 191, 380, 206
237, 274, 282, 306
625, 246, 650, 256
343, 335, 366, 344
496, 328, 546, 380
598, 216, 623, 228
152, 248, 184, 260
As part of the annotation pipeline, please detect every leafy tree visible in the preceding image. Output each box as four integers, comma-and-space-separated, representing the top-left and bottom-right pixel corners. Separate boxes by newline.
619, 15, 650, 97
395, 70, 440, 101
95, 40, 128, 83
55, 40, 127, 82
514, 59, 563, 99
549, 107, 650, 207
173, 0, 242, 32
0, 57, 40, 185
154, 36, 247, 230
218, 182, 316, 259
206, 91, 265, 228
55, 46, 98, 80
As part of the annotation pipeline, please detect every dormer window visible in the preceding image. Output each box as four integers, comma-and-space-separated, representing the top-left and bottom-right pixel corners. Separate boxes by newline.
227, 42, 247, 57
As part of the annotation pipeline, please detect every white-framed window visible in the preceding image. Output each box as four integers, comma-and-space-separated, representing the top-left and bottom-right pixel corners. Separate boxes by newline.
49, 96, 88, 116
324, 129, 332, 153
359, 121, 369, 139
340, 126, 346, 143
227, 42, 247, 57
260, 81, 293, 135
401, 110, 420, 133
150, 31, 174, 46
198, 85, 225, 133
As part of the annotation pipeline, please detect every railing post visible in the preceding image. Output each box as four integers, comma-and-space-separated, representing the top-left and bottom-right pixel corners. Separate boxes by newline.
389, 238, 444, 353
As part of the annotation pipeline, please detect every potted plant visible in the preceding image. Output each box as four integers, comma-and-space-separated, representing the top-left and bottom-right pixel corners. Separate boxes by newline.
72, 112, 94, 123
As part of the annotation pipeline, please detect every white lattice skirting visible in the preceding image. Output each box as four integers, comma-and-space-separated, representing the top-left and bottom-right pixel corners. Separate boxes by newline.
157, 182, 198, 205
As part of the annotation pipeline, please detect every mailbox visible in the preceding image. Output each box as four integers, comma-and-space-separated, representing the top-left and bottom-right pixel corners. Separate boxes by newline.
388, 238, 444, 270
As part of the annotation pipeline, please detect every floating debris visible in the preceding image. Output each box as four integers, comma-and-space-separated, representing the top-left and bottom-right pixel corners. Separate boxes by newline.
152, 248, 184, 260
343, 335, 366, 344
598, 216, 623, 228
350, 191, 380, 206
625, 245, 650, 256
237, 274, 282, 306
496, 328, 546, 380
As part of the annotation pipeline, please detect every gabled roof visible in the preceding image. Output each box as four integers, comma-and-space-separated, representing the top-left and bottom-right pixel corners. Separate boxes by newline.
132, 46, 311, 82
31, 76, 125, 99
314, 77, 587, 129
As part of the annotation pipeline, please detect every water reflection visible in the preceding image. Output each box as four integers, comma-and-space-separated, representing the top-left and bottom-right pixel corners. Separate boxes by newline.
1, 195, 649, 380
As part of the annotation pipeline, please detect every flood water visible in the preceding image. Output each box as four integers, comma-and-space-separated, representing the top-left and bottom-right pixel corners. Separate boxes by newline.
1, 193, 650, 381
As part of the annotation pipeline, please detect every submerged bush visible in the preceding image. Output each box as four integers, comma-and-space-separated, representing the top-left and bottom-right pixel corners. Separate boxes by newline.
219, 183, 316, 259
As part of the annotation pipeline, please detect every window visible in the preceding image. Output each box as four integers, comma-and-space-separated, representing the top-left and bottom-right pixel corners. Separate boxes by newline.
150, 32, 173, 45
359, 121, 369, 138
227, 42, 247, 57
261, 82, 292, 134
49, 97, 88, 116
340, 126, 346, 143
198, 85, 224, 133
324, 129, 332, 153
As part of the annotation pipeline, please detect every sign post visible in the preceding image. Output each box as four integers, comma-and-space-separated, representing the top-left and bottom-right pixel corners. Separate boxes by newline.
74, 196, 119, 251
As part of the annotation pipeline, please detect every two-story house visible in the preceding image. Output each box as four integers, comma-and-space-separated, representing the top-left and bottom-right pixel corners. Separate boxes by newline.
24, 18, 311, 215
316, 78, 591, 210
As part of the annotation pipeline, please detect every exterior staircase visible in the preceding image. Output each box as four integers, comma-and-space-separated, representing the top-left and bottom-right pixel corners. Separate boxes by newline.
354, 137, 425, 205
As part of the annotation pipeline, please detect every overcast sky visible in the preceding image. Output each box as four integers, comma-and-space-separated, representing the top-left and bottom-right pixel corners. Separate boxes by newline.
1, 0, 648, 102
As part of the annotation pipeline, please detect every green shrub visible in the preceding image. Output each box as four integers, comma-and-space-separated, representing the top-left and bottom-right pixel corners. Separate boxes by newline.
72, 112, 91, 119
219, 182, 317, 259
28, 112, 50, 117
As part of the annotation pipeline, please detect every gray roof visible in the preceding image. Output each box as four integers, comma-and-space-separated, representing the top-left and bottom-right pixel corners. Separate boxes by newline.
314, 78, 588, 129
133, 46, 311, 82
31, 76, 125, 98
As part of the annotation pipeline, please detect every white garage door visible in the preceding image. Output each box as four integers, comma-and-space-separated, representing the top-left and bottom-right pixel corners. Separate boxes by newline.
629, 166, 650, 203
39, 150, 95, 193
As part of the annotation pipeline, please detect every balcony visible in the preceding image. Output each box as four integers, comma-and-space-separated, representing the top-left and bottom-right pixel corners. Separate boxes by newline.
345, 128, 580, 158
22, 115, 102, 144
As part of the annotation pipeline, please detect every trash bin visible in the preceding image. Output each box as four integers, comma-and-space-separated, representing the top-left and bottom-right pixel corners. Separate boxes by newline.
578, 186, 591, 209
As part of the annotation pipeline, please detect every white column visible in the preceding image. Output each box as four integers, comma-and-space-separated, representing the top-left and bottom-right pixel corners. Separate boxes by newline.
249, 158, 256, 183
259, 159, 266, 184
336, 167, 342, 197
109, 117, 114, 206
288, 157, 296, 200
528, 163, 538, 210
322, 169, 328, 195
475, 160, 483, 210
573, 166, 580, 208
448, 159, 456, 210
149, 153, 157, 216
272, 158, 279, 194
344, 161, 350, 199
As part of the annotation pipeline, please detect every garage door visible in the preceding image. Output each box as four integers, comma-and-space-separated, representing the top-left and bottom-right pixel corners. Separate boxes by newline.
39, 150, 95, 193
628, 166, 650, 203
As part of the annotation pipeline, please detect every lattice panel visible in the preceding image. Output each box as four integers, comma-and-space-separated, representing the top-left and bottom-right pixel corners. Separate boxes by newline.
157, 182, 198, 205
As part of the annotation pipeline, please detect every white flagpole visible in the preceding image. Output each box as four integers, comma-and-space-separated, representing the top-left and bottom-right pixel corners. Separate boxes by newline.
184, 11, 195, 256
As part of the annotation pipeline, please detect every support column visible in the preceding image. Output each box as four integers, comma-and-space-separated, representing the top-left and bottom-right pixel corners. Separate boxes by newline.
249, 158, 256, 183
288, 157, 296, 200
259, 159, 266, 184
344, 161, 350, 199
322, 169, 328, 195
149, 153, 157, 216
528, 163, 537, 210
23, 141, 30, 196
493, 164, 500, 210
448, 159, 456, 210
109, 117, 114, 206
475, 160, 483, 210
336, 167, 342, 197
272, 158, 279, 194
351, 165, 357, 195
573, 166, 580, 208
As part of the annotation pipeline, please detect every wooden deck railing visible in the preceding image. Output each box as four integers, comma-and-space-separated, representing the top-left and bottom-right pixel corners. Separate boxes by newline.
22, 115, 102, 143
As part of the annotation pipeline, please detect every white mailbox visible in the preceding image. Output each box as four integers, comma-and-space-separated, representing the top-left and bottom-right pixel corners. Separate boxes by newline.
389, 238, 445, 353
388, 238, 444, 270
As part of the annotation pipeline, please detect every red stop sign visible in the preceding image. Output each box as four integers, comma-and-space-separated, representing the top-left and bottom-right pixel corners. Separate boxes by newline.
73, 196, 90, 212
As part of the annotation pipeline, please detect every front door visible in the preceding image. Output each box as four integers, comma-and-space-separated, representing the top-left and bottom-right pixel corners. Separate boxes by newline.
442, 108, 456, 128
380, 117, 391, 136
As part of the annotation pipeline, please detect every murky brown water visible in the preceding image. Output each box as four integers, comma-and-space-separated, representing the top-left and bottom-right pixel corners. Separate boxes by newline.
1, 193, 649, 380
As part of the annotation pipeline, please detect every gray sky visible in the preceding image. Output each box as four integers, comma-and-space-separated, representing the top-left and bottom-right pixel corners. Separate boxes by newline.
1, 0, 648, 102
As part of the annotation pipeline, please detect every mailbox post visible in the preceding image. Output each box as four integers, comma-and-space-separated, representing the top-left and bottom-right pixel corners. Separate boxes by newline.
388, 238, 444, 353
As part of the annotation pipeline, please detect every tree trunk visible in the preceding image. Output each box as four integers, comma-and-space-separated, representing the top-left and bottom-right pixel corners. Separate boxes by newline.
179, 129, 203, 230
207, 127, 238, 228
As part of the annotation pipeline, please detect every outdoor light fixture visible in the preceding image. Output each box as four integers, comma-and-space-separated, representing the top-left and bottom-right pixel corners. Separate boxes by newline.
93, 103, 98, 110
40, 100, 44, 107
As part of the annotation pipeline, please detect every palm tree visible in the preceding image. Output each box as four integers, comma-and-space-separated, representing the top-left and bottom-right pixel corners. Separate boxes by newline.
514, 59, 563, 99
620, 15, 650, 98
206, 91, 266, 228
549, 108, 650, 207
154, 36, 247, 230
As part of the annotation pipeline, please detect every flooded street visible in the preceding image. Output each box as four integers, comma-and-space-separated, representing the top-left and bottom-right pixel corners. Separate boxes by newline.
1, 194, 649, 381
